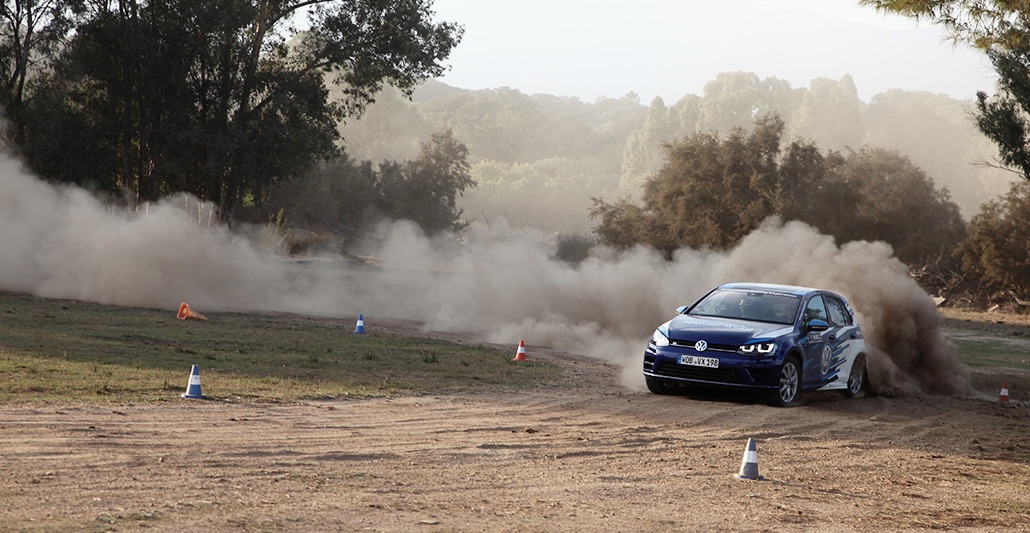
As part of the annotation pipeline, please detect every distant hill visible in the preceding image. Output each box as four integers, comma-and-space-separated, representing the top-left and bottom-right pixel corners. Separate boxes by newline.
336, 74, 1015, 234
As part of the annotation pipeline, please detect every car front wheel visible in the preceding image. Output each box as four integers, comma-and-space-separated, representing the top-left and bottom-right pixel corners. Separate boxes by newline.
645, 376, 679, 395
770, 357, 801, 407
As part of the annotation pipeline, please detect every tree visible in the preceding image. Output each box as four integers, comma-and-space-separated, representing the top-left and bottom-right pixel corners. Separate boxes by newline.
417, 87, 603, 164
956, 181, 1030, 292
975, 43, 1030, 179
378, 129, 475, 233
9, 0, 463, 224
787, 75, 865, 151
619, 96, 675, 193
0, 0, 80, 145
261, 154, 380, 237
336, 84, 431, 162
261, 129, 474, 241
619, 74, 806, 199
695, 71, 802, 133
461, 156, 606, 233
593, 114, 804, 254
419, 87, 540, 162
592, 116, 965, 265
860, 1, 1029, 51
864, 89, 1009, 217
828, 148, 966, 265
861, 1, 1030, 184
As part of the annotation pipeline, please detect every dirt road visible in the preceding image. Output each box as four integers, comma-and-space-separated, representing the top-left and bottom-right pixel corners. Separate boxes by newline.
1, 341, 1027, 532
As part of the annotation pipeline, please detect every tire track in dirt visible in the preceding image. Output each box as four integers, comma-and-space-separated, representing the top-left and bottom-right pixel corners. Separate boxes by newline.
0, 352, 1027, 531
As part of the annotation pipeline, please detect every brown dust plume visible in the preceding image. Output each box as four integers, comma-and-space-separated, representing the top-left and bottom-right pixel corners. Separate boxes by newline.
0, 158, 970, 396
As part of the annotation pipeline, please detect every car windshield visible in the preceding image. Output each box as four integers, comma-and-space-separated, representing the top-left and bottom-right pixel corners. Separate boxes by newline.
689, 289, 801, 325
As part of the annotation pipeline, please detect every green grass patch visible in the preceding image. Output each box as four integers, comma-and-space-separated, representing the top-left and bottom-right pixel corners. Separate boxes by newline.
952, 338, 1030, 372
0, 291, 560, 403
941, 316, 1030, 401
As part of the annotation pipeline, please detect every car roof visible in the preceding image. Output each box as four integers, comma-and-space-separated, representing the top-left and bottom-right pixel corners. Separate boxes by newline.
716, 282, 821, 297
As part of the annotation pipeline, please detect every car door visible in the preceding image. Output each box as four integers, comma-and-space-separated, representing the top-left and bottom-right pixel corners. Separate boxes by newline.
821, 294, 859, 382
798, 294, 834, 387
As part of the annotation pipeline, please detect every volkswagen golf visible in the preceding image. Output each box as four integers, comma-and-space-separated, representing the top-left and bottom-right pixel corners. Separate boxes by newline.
642, 282, 867, 406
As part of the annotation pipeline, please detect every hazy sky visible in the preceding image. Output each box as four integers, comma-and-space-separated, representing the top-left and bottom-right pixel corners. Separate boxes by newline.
431, 0, 996, 103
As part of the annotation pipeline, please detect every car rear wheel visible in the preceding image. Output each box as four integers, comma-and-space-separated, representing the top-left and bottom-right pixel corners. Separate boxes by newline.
770, 357, 801, 407
844, 355, 866, 398
645, 376, 679, 395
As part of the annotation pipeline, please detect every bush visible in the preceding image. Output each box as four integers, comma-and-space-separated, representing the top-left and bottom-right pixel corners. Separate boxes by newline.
256, 130, 474, 250
591, 115, 966, 266
956, 181, 1030, 293
816, 148, 966, 266
553, 233, 597, 265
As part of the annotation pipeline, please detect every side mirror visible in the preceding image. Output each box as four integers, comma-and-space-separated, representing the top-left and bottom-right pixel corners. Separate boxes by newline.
805, 319, 830, 332
676, 305, 688, 314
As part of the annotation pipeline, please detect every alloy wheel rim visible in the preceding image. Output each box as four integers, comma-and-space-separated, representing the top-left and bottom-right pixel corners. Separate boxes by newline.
780, 363, 798, 403
849, 366, 864, 394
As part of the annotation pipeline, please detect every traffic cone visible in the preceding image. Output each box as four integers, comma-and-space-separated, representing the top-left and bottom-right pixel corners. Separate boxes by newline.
734, 438, 764, 480
177, 302, 208, 321
1000, 381, 1010, 404
181, 365, 205, 399
513, 340, 527, 361
353, 314, 366, 334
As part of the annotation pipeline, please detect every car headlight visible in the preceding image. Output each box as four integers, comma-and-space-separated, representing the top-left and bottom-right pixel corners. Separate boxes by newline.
651, 329, 670, 347
739, 342, 776, 355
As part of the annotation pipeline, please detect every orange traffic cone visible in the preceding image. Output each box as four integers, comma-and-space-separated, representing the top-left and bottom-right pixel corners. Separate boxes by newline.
734, 438, 764, 480
513, 340, 527, 362
177, 302, 208, 321
1000, 381, 1010, 404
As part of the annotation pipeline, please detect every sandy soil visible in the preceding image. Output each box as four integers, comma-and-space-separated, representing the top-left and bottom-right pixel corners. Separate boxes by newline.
1, 326, 1028, 532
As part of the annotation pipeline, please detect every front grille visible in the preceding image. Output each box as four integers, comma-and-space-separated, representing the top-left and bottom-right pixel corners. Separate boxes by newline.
654, 362, 743, 384
668, 339, 737, 353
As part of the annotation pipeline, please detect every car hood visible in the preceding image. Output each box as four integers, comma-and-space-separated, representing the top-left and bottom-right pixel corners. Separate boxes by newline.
664, 314, 793, 344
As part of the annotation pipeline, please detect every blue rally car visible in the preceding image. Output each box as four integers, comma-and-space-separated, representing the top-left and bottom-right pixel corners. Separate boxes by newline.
643, 282, 867, 406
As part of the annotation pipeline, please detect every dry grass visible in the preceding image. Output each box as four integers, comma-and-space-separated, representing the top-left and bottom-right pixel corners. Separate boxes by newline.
0, 291, 560, 403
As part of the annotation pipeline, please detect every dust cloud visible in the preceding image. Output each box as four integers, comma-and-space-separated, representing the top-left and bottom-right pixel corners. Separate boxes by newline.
0, 155, 970, 396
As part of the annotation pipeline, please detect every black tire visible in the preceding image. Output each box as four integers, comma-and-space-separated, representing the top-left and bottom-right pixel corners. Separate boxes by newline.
844, 355, 866, 399
645, 376, 679, 395
770, 356, 801, 407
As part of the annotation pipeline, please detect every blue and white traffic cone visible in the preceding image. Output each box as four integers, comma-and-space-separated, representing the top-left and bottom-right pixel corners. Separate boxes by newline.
181, 364, 205, 399
734, 438, 764, 480
353, 314, 366, 334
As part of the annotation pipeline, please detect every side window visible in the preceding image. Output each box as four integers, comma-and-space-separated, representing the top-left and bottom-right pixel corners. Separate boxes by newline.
825, 297, 852, 326
802, 296, 827, 324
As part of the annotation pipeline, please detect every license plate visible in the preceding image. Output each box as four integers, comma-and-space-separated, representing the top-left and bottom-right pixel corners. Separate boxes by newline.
679, 355, 719, 368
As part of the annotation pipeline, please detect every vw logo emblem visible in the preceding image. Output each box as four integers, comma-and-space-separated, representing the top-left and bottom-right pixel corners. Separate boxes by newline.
695, 340, 708, 352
